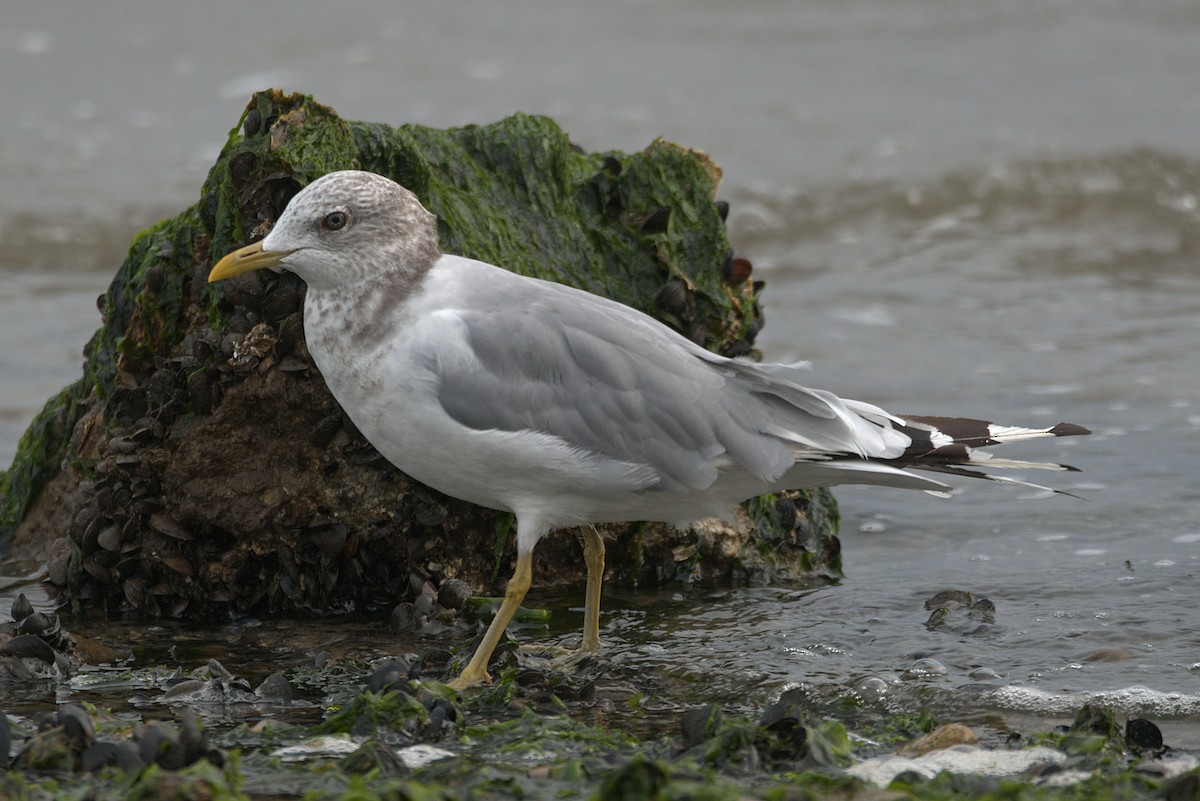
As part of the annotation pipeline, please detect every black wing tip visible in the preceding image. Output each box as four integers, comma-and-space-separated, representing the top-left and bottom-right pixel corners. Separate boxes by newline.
1050, 422, 1091, 437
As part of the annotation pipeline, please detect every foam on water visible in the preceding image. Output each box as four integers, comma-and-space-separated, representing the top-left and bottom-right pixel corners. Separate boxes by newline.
849, 745, 1066, 787
984, 685, 1200, 718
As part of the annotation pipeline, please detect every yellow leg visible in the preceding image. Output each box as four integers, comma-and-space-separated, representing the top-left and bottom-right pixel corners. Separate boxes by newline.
580, 526, 605, 653
512, 527, 605, 673
449, 550, 533, 690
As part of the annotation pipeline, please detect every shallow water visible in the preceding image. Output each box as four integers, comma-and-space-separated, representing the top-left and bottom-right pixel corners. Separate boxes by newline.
2, 0, 1198, 754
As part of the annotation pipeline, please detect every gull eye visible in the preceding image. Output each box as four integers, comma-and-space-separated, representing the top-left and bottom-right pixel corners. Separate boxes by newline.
321, 210, 350, 232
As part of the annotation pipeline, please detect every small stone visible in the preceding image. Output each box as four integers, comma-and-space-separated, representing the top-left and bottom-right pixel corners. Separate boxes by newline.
898, 723, 979, 757
680, 704, 722, 748
924, 589, 975, 609
367, 657, 414, 694
391, 602, 423, 633
437, 579, 473, 612
58, 704, 95, 751
1125, 718, 1163, 753
255, 672, 293, 705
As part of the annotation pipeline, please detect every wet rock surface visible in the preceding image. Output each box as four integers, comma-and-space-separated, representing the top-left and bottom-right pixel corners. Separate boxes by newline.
923, 588, 997, 634
0, 602, 1190, 800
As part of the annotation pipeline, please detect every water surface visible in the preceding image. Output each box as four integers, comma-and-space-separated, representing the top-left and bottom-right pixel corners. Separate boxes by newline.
1, 0, 1197, 750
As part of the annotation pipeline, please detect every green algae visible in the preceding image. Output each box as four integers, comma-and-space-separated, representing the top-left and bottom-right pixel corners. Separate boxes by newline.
887, 770, 1170, 801
460, 708, 638, 755
460, 597, 553, 626
591, 755, 744, 801
318, 691, 435, 738
745, 488, 842, 578
0, 671, 1189, 801
0, 756, 248, 801
855, 711, 939, 751
126, 758, 247, 801
0, 387, 78, 551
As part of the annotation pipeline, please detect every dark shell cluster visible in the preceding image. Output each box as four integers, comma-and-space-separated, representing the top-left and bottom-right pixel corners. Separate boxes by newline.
0, 593, 73, 681
0, 655, 296, 780
7, 702, 218, 775
923, 589, 998, 634
676, 691, 850, 774
158, 657, 293, 707
361, 657, 460, 742
654, 246, 764, 359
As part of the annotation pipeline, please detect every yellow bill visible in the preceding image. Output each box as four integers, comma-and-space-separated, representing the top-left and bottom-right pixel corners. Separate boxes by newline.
208, 241, 294, 282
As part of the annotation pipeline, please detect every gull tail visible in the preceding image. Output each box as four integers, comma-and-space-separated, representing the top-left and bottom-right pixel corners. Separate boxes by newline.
886, 416, 1091, 496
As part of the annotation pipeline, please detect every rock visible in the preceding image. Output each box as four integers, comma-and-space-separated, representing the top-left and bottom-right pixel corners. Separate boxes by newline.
680, 705, 723, 748
897, 723, 979, 756
1125, 718, 1163, 753
367, 658, 417, 695
1, 90, 841, 619
436, 578, 473, 612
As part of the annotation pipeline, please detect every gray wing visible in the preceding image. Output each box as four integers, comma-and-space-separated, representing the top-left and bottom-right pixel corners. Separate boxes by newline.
433, 271, 882, 494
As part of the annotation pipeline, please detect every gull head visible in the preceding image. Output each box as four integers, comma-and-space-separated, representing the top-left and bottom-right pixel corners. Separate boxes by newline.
208, 170, 440, 291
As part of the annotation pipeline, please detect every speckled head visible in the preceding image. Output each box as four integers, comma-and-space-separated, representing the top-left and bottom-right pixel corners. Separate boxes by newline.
209, 170, 441, 292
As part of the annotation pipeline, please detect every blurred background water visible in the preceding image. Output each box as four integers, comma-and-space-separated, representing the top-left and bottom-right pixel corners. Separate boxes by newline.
2, 0, 1198, 743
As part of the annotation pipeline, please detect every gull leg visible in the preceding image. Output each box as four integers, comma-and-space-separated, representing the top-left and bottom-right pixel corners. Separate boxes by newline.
517, 526, 605, 672
579, 526, 605, 654
449, 550, 533, 690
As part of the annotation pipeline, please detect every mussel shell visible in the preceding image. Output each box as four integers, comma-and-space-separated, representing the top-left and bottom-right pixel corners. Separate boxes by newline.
0, 634, 57, 664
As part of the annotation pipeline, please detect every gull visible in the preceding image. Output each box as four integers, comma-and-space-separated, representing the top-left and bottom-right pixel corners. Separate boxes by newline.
209, 170, 1089, 689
